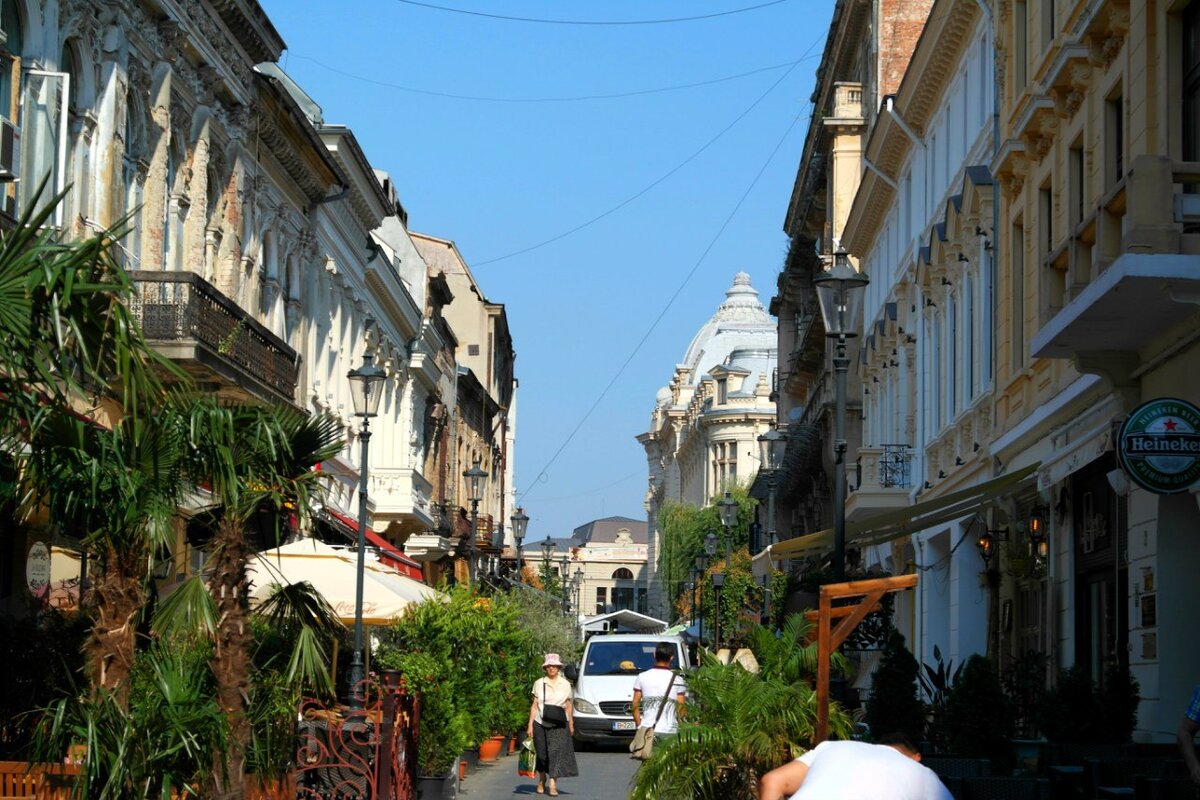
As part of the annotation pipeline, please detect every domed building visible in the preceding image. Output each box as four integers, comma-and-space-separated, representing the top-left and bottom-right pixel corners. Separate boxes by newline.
637, 272, 777, 618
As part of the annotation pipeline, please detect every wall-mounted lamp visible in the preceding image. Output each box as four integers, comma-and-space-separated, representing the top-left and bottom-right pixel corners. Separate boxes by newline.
923, 480, 933, 490
937, 469, 947, 479
1028, 507, 1048, 560
925, 298, 937, 308
975, 226, 990, 237
957, 253, 969, 263
872, 376, 879, 383
955, 456, 965, 466
940, 277, 952, 286
973, 441, 981, 452
905, 334, 917, 344
976, 526, 1007, 569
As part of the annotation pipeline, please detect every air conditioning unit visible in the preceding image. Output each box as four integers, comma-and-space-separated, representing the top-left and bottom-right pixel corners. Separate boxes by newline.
0, 117, 18, 181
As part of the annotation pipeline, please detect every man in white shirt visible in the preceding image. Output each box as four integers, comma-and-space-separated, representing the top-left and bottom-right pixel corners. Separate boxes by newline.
631, 642, 687, 735
758, 734, 953, 800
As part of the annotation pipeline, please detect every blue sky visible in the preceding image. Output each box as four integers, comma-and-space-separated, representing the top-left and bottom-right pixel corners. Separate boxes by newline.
260, 0, 834, 542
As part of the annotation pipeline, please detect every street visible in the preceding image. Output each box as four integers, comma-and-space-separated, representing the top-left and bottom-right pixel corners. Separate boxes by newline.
459, 742, 641, 800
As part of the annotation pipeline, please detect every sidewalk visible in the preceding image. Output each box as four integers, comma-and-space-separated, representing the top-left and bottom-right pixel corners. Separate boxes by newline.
458, 744, 639, 799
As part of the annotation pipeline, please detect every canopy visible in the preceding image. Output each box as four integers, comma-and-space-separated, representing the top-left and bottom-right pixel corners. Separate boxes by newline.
580, 609, 668, 635
248, 538, 443, 625
752, 462, 1040, 576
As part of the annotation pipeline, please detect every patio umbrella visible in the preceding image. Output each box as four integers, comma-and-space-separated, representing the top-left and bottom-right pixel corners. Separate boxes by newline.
248, 538, 443, 625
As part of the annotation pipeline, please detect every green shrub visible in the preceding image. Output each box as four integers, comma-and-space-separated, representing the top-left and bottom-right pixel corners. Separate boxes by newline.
941, 655, 1013, 761
865, 630, 925, 745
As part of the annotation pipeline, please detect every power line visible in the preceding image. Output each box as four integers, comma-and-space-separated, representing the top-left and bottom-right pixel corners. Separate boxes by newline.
474, 30, 824, 266
285, 52, 817, 103
516, 98, 811, 506
394, 0, 792, 26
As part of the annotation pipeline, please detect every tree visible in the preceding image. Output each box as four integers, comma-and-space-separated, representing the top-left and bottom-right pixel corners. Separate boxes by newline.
155, 397, 343, 798
864, 630, 925, 745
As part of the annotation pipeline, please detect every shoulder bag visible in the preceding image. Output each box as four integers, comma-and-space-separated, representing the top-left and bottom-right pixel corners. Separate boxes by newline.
541, 681, 568, 729
629, 672, 676, 761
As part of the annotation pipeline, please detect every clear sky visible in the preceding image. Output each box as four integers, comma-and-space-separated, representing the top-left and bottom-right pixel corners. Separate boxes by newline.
259, 0, 834, 542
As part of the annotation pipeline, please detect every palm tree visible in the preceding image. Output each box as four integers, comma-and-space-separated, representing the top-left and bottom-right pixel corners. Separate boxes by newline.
161, 397, 343, 797
23, 407, 186, 695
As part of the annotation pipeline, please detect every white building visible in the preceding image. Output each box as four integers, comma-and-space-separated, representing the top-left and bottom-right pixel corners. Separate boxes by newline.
639, 273, 777, 619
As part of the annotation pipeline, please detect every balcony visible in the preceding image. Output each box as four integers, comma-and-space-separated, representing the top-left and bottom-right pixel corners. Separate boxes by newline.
846, 445, 913, 522
129, 271, 299, 405
1031, 156, 1200, 367
370, 467, 435, 531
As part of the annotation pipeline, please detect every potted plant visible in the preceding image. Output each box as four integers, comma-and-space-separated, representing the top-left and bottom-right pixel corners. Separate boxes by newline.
939, 655, 1014, 766
864, 630, 926, 745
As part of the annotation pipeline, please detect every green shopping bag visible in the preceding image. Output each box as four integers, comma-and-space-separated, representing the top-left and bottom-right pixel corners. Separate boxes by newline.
518, 737, 537, 778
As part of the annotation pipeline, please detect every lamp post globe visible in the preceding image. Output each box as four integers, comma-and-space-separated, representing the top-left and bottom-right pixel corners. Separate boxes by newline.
464, 458, 487, 587
346, 351, 385, 710
813, 246, 869, 583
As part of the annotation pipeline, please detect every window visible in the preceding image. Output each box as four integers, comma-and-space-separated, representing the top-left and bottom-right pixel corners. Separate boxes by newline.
1014, 2, 1028, 92
714, 442, 737, 486
121, 95, 146, 267
717, 378, 728, 404
1069, 139, 1085, 229
1042, 0, 1056, 49
1012, 224, 1026, 369
1039, 184, 1054, 258
964, 274, 976, 400
467, 344, 480, 356
948, 295, 957, 416
612, 568, 633, 580
1186, 2, 1200, 161
1106, 90, 1124, 187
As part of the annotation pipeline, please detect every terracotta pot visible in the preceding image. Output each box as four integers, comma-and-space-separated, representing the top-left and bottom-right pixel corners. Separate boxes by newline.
457, 758, 468, 782
478, 734, 505, 762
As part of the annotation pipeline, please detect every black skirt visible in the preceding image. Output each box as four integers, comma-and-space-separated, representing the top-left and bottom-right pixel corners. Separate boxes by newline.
533, 721, 579, 778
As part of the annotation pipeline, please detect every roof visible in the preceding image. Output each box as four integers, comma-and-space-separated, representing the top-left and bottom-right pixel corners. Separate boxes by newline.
571, 516, 648, 545
680, 273, 776, 379
580, 611, 670, 635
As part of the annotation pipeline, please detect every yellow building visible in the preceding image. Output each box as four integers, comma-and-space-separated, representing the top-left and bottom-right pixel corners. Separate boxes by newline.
990, 0, 1200, 740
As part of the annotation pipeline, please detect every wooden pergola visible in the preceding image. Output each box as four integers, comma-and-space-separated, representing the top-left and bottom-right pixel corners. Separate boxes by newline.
805, 573, 919, 743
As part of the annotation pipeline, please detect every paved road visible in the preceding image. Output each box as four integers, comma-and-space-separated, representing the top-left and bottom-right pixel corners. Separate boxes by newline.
459, 742, 641, 799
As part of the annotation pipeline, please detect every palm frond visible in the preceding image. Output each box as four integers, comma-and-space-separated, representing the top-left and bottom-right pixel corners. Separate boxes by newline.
152, 576, 219, 640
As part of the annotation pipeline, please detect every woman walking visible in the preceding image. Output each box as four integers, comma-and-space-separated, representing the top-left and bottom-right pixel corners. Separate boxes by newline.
526, 653, 579, 796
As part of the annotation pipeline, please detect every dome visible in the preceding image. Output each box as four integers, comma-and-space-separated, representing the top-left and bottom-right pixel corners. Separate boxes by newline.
681, 273, 776, 379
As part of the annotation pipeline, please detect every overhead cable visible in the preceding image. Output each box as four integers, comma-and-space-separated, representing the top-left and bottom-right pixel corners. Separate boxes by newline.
395, 0, 792, 26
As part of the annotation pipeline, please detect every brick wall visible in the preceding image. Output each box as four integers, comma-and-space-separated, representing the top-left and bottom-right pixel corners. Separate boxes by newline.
878, 0, 935, 98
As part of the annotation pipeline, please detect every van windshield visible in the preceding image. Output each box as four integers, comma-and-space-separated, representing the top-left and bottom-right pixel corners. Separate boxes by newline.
584, 641, 679, 676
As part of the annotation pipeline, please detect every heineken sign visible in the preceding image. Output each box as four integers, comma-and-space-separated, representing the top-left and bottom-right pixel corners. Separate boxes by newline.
1118, 397, 1200, 494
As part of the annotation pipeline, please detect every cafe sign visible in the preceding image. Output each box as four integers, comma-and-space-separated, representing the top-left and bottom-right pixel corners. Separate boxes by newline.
26, 541, 51, 598
1118, 397, 1200, 494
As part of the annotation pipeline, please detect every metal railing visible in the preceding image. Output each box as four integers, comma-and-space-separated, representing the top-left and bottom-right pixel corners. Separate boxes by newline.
129, 271, 299, 401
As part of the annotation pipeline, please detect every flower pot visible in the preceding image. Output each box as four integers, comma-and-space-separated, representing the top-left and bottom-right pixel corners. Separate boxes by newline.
457, 758, 468, 782
478, 734, 505, 762
416, 762, 459, 800
507, 734, 519, 755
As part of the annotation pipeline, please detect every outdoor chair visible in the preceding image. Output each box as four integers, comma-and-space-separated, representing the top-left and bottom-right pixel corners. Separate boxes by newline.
0, 762, 38, 800
960, 776, 1051, 800
1086, 756, 1181, 798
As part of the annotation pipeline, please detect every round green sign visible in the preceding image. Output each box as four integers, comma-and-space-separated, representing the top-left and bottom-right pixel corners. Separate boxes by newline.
1118, 397, 1200, 494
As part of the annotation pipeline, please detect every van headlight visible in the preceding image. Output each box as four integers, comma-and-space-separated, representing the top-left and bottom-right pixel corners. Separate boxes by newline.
572, 698, 598, 714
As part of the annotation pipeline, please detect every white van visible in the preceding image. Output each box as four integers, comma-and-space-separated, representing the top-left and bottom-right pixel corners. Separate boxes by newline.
565, 633, 689, 745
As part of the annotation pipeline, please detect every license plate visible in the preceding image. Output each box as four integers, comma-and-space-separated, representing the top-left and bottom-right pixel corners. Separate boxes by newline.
611, 720, 636, 731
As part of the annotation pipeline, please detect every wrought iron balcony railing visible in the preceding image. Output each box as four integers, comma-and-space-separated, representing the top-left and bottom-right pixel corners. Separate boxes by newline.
129, 271, 300, 404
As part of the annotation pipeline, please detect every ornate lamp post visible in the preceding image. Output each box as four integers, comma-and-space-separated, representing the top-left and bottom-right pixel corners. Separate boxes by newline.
694, 554, 707, 644
464, 458, 487, 587
510, 507, 529, 580
711, 571, 725, 651
718, 491, 738, 570
540, 538, 555, 590
704, 532, 718, 648
757, 429, 786, 549
560, 554, 571, 612
346, 351, 385, 709
813, 246, 869, 582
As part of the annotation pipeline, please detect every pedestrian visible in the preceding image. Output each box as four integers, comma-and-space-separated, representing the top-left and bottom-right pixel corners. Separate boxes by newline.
526, 652, 578, 796
631, 641, 687, 743
758, 732, 953, 800
1176, 685, 1200, 785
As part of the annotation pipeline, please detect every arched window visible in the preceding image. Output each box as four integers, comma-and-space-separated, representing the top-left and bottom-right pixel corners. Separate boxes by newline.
612, 568, 633, 581
0, 0, 22, 121
120, 91, 146, 267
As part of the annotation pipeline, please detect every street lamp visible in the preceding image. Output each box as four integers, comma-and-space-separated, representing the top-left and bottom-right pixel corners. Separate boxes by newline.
560, 554, 570, 612
695, 554, 707, 645
540, 538, 555, 589
346, 351, 385, 709
758, 429, 786, 550
711, 571, 725, 651
813, 246, 869, 583
511, 507, 529, 580
464, 458, 487, 587
718, 491, 738, 568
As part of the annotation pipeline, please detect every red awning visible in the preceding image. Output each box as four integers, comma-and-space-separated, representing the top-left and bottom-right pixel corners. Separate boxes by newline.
323, 508, 425, 581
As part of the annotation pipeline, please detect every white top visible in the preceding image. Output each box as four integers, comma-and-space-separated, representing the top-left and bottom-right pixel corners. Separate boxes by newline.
790, 741, 952, 800
532, 676, 572, 726
632, 667, 687, 734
